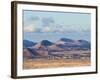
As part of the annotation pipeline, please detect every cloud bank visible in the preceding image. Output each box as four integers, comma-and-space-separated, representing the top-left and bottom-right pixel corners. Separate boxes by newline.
24, 23, 90, 33
24, 16, 90, 33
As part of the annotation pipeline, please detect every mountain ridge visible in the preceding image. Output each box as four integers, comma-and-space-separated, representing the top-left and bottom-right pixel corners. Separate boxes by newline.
23, 38, 90, 59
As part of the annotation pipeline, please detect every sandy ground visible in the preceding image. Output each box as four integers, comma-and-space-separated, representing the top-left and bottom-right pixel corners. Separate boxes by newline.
23, 58, 91, 69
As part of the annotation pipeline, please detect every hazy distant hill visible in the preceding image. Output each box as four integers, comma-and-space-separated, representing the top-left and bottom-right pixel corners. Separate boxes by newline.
41, 40, 54, 46
32, 40, 53, 50
60, 38, 74, 42
23, 40, 37, 48
56, 38, 90, 50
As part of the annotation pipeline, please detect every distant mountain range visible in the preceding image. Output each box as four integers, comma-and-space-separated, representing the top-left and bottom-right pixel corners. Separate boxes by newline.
23, 38, 91, 59
23, 40, 36, 48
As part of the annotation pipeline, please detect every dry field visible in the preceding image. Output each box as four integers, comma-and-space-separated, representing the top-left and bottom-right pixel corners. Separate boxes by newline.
23, 50, 91, 69
23, 58, 91, 69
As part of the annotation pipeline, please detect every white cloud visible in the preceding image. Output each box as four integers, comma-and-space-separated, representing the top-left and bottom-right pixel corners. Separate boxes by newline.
41, 27, 51, 32
24, 23, 89, 33
24, 24, 36, 32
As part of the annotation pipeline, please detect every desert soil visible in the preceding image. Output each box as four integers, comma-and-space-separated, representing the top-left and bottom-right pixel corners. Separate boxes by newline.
23, 58, 91, 69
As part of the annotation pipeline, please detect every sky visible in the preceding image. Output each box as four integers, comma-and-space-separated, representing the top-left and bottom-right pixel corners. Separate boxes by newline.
23, 10, 91, 42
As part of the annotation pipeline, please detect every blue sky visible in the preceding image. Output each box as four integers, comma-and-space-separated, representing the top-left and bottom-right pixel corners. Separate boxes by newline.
23, 10, 91, 42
